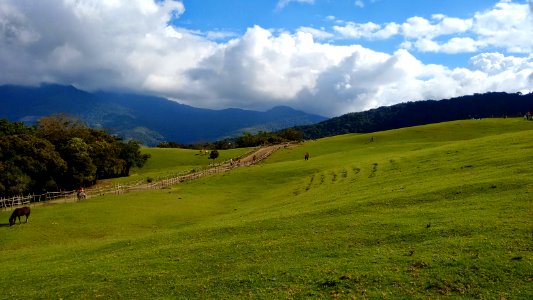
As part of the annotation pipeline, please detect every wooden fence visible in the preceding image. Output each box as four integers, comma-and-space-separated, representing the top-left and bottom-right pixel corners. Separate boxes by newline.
1, 143, 289, 210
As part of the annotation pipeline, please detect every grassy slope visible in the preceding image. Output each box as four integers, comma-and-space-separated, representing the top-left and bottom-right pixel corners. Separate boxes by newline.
0, 119, 531, 298
104, 147, 252, 185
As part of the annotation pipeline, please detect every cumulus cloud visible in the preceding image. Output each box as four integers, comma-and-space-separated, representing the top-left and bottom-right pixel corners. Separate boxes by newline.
0, 0, 216, 92
471, 0, 533, 53
0, 0, 531, 117
332, 14, 473, 43
332, 0, 532, 54
185, 27, 532, 116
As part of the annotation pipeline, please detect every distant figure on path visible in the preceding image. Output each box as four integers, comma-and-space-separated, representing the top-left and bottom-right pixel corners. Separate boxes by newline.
304, 152, 309, 160
76, 186, 86, 200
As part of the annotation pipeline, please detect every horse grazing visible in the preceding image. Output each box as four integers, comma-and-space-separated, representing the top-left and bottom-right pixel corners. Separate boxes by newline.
9, 206, 31, 226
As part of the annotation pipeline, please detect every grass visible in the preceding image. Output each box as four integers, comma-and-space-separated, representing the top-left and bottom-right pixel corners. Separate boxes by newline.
103, 147, 252, 185
0, 118, 531, 298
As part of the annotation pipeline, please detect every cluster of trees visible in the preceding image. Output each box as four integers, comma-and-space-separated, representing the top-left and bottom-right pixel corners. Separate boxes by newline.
157, 128, 303, 150
233, 128, 303, 148
0, 115, 150, 197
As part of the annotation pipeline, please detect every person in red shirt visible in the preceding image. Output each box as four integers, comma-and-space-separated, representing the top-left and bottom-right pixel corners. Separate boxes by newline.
76, 186, 86, 200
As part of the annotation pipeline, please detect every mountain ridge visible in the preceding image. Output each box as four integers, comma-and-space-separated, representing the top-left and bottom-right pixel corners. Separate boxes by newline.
0, 84, 326, 145
294, 92, 533, 139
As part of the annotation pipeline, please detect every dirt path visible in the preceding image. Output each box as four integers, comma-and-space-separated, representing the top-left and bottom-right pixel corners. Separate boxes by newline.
230, 144, 287, 166
97, 143, 292, 194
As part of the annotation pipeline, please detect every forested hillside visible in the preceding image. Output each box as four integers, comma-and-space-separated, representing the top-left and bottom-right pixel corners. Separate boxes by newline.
294, 92, 533, 139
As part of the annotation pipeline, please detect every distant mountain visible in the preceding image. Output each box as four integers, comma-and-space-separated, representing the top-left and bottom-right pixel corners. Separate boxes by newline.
294, 92, 533, 140
0, 84, 326, 145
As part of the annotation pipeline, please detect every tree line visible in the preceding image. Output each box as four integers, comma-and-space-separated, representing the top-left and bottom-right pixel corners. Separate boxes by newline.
0, 115, 150, 197
157, 128, 303, 149
294, 92, 533, 140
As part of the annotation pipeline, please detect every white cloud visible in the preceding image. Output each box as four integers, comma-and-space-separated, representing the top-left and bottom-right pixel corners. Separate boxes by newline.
186, 27, 532, 116
471, 0, 533, 53
0, 0, 531, 118
0, 0, 211, 92
334, 22, 380, 39
466, 52, 533, 94
401, 15, 473, 40
412, 37, 481, 54
326, 1, 531, 55
297, 26, 334, 40
332, 13, 472, 45
469, 52, 533, 75
400, 1, 531, 54
204, 30, 239, 41
186, 26, 349, 108
276, 0, 314, 10
333, 22, 399, 40
355, 1, 365, 8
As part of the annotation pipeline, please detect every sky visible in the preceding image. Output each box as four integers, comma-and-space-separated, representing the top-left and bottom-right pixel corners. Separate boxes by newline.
0, 0, 532, 117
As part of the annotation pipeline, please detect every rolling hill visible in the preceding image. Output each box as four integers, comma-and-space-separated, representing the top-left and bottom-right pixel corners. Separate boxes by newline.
0, 84, 326, 145
0, 118, 531, 298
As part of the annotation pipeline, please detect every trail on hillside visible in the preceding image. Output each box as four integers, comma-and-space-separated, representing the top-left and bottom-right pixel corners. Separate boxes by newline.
9, 143, 292, 207
148, 143, 290, 190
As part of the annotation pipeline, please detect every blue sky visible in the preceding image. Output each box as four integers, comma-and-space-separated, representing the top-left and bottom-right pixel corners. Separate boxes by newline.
0, 0, 532, 116
177, 0, 495, 32
173, 0, 519, 66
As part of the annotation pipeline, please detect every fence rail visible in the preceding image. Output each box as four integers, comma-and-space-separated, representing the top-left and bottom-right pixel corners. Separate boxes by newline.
1, 143, 290, 210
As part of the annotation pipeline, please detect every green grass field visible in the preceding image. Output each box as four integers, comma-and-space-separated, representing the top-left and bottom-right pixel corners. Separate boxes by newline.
104, 147, 252, 185
1, 118, 531, 299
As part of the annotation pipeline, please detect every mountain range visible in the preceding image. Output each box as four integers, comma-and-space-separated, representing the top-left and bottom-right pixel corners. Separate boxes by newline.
0, 84, 326, 145
2, 84, 531, 146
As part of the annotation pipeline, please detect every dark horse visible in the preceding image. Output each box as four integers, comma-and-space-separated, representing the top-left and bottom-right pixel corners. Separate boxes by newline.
9, 206, 31, 226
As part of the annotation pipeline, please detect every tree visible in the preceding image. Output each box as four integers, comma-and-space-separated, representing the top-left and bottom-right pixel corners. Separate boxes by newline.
91, 139, 124, 179
0, 119, 33, 136
236, 132, 256, 148
0, 134, 66, 196
36, 115, 150, 181
118, 140, 150, 176
209, 150, 219, 160
36, 114, 89, 146
62, 137, 97, 187
278, 128, 303, 141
